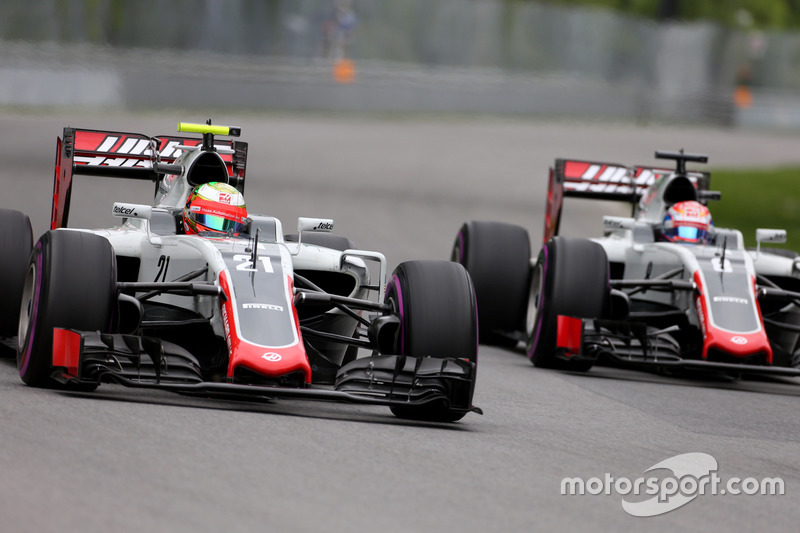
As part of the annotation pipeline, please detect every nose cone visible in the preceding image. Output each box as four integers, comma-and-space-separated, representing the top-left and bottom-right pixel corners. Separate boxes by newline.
702, 330, 772, 364
228, 343, 312, 386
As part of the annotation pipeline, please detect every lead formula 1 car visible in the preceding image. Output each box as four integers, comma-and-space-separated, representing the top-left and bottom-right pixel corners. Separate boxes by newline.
453, 150, 800, 377
0, 122, 480, 422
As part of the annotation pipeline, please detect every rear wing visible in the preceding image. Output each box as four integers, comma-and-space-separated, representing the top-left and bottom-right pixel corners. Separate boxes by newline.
543, 156, 710, 244
51, 127, 248, 229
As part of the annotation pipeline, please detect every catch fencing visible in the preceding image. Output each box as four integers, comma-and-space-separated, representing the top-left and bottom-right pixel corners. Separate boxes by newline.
1, 0, 797, 127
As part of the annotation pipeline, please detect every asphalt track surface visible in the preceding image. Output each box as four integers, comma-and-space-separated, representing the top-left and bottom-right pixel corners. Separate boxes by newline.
3, 111, 800, 532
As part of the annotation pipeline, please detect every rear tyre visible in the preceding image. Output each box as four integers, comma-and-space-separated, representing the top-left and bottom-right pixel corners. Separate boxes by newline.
17, 231, 117, 387
525, 237, 608, 372
384, 260, 478, 422
452, 221, 530, 347
0, 209, 33, 342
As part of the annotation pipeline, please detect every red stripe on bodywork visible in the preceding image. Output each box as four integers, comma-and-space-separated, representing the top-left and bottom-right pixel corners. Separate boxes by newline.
219, 271, 311, 383
693, 271, 772, 362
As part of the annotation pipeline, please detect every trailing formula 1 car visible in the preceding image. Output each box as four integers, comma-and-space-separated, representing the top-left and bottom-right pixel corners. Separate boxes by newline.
454, 150, 800, 377
0, 121, 480, 422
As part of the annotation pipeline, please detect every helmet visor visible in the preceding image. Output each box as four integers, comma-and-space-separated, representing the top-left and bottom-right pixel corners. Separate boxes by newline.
194, 213, 246, 233
676, 226, 703, 242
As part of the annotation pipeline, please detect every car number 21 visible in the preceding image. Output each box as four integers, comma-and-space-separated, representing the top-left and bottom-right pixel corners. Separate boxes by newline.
233, 254, 274, 273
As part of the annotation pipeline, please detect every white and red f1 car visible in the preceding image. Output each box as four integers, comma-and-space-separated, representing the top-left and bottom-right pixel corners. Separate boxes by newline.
454, 150, 800, 377
0, 122, 480, 422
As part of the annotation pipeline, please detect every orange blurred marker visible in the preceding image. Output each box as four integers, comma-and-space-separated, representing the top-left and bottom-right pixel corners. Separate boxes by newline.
333, 59, 356, 84
734, 85, 752, 109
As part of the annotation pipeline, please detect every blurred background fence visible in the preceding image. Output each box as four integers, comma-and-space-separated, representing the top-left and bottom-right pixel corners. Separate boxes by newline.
1, 0, 799, 127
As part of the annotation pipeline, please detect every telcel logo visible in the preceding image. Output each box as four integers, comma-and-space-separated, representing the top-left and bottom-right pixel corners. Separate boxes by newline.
113, 205, 136, 215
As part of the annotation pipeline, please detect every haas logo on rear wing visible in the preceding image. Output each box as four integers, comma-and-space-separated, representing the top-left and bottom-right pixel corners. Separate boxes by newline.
561, 161, 666, 196
72, 133, 200, 168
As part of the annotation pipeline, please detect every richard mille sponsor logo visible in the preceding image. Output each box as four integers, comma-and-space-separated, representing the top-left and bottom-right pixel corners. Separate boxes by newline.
712, 296, 749, 305
243, 303, 284, 312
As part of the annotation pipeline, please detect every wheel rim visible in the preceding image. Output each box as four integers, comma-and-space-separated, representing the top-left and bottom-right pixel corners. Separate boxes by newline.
385, 275, 405, 354
17, 262, 37, 358
525, 262, 543, 336
526, 244, 551, 362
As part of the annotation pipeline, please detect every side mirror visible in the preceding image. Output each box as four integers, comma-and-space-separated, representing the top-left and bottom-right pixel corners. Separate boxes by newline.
290, 217, 335, 255
755, 228, 787, 257
603, 216, 635, 231
756, 228, 787, 245
297, 217, 334, 233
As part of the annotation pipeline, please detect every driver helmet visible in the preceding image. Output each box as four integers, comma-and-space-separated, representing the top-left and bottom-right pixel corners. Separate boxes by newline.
183, 182, 247, 235
662, 200, 713, 244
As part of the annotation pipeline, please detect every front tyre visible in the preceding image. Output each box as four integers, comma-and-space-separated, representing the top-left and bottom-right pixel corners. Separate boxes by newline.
0, 209, 33, 342
525, 237, 608, 371
17, 231, 117, 387
385, 260, 478, 422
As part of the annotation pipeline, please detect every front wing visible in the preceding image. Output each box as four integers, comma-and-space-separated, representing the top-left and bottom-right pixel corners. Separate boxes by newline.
554, 316, 800, 377
51, 329, 482, 416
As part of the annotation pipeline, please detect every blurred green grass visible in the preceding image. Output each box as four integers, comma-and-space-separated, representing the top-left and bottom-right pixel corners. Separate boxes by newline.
710, 167, 800, 251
